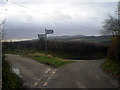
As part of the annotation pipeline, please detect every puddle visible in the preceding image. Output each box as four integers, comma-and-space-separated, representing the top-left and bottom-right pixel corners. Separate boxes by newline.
11, 67, 22, 78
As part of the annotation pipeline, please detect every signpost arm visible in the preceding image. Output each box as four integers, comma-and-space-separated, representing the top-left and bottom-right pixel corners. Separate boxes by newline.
38, 29, 53, 56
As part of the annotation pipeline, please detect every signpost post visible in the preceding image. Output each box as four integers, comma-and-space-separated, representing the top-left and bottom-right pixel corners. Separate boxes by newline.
45, 29, 47, 56
38, 29, 54, 56
38, 34, 45, 39
45, 29, 54, 56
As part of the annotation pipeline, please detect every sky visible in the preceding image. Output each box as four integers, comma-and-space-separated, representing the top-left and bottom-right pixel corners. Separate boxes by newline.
0, 0, 118, 40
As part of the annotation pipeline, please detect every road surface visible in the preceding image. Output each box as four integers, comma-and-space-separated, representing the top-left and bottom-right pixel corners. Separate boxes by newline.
6, 54, 118, 88
5, 54, 56, 88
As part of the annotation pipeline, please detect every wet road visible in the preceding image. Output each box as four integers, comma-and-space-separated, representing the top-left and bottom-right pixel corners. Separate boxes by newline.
46, 59, 118, 88
6, 54, 118, 88
6, 54, 56, 88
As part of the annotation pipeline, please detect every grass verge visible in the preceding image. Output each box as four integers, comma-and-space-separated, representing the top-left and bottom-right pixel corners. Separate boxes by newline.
2, 55, 23, 89
5, 50, 75, 68
102, 59, 120, 80
28, 52, 75, 68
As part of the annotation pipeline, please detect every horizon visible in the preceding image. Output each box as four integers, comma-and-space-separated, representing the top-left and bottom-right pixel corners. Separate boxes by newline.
2, 34, 109, 42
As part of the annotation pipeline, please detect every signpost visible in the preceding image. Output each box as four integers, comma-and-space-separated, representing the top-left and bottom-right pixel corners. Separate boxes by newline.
38, 34, 45, 39
45, 29, 54, 55
38, 29, 54, 56
45, 29, 54, 34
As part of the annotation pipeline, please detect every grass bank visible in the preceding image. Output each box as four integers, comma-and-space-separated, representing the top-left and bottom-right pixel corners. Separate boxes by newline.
27, 52, 75, 68
2, 55, 23, 89
102, 59, 120, 80
5, 50, 75, 68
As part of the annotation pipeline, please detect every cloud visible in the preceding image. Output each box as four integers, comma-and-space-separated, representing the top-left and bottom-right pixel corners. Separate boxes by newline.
52, 10, 72, 20
4, 1, 118, 40
19, 11, 33, 23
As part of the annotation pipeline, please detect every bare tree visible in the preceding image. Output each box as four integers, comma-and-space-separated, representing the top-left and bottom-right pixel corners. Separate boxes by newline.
102, 1, 120, 39
0, 18, 7, 41
0, 0, 7, 41
103, 16, 120, 37
102, 1, 120, 61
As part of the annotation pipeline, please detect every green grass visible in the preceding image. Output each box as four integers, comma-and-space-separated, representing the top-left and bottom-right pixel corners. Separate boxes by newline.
28, 53, 75, 68
2, 55, 23, 89
102, 59, 120, 80
5, 50, 75, 68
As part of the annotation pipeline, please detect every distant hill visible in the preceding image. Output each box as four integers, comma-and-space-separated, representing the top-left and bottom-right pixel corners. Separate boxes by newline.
48, 34, 86, 40
47, 34, 111, 44
8, 34, 111, 44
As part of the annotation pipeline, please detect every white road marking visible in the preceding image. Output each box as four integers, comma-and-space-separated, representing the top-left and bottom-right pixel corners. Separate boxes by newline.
34, 82, 38, 86
43, 82, 48, 86
51, 69, 57, 74
76, 81, 86, 88
43, 69, 57, 87
45, 68, 51, 74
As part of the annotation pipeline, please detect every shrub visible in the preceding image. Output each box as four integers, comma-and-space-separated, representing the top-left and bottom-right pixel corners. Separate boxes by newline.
2, 55, 23, 89
108, 37, 120, 62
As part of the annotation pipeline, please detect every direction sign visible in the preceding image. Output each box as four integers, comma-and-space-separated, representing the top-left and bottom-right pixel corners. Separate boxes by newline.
38, 34, 45, 38
38, 29, 54, 56
45, 30, 54, 34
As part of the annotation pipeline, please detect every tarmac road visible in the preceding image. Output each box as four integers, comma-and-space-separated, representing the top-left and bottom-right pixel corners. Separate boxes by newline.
45, 59, 118, 88
5, 54, 56, 88
6, 54, 118, 88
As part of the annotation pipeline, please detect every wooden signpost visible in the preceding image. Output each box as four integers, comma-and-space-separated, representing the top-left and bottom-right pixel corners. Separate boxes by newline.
38, 29, 54, 56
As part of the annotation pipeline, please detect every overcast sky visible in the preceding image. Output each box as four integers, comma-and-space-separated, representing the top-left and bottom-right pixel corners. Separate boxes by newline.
0, 0, 118, 40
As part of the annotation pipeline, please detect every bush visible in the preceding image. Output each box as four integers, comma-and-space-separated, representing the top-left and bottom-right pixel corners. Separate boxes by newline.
102, 59, 120, 80
2, 55, 23, 89
108, 37, 120, 62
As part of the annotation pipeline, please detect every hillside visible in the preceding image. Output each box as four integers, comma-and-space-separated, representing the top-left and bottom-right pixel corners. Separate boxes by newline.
48, 35, 111, 44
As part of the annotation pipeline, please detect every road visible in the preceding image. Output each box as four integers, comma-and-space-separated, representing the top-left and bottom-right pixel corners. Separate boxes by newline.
6, 54, 118, 88
5, 54, 56, 88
